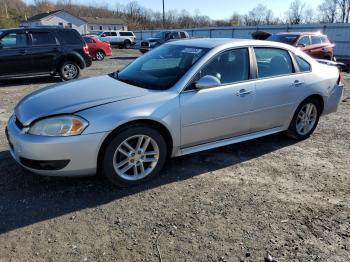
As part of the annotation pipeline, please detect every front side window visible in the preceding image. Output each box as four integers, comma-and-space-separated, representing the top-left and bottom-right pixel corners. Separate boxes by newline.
111, 32, 117, 36
298, 36, 311, 46
200, 48, 249, 85
116, 44, 208, 90
0, 32, 28, 48
296, 56, 311, 72
180, 32, 187, 38
255, 48, 294, 78
31, 32, 57, 46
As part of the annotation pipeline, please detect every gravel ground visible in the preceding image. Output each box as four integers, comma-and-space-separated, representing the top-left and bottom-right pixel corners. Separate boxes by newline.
0, 49, 349, 262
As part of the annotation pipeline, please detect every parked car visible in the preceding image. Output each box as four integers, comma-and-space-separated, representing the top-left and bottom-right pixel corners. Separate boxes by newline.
92, 31, 136, 48
259, 32, 335, 60
139, 30, 190, 54
0, 28, 92, 81
6, 39, 344, 187
83, 36, 112, 61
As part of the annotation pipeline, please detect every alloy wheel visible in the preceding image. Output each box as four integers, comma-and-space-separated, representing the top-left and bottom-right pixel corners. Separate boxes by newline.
63, 63, 78, 79
296, 103, 318, 136
113, 135, 160, 181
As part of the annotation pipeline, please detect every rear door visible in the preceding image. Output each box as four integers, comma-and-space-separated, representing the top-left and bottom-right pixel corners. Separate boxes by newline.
28, 31, 60, 73
0, 31, 31, 76
309, 35, 326, 59
251, 47, 305, 132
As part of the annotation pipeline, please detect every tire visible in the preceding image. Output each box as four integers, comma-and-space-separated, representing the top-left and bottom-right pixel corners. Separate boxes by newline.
287, 98, 321, 140
124, 40, 131, 49
58, 61, 80, 81
95, 50, 105, 61
102, 125, 167, 187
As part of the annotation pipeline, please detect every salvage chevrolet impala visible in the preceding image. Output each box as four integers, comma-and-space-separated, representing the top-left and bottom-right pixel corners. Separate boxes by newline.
6, 39, 344, 186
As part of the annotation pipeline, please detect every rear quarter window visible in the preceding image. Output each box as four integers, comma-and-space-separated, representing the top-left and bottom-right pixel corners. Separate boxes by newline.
296, 56, 311, 72
57, 30, 83, 45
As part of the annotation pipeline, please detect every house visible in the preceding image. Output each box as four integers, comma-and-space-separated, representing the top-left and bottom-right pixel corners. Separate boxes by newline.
20, 10, 127, 35
81, 17, 127, 33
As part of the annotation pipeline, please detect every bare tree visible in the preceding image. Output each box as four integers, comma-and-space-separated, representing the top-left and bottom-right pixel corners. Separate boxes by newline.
243, 4, 274, 26
318, 0, 338, 23
286, 0, 306, 24
337, 0, 350, 23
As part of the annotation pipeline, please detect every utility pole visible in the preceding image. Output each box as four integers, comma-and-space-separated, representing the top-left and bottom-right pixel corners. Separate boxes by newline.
3, 0, 9, 18
162, 0, 165, 27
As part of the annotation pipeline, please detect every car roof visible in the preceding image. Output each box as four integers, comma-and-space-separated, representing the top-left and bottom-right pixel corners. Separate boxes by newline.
275, 32, 325, 36
169, 38, 295, 50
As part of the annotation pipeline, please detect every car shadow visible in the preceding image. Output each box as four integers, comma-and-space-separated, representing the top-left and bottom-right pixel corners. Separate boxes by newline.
110, 56, 140, 60
0, 76, 61, 88
0, 133, 297, 234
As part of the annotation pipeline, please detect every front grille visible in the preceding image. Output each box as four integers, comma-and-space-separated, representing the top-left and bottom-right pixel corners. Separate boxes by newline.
141, 42, 150, 47
15, 117, 24, 130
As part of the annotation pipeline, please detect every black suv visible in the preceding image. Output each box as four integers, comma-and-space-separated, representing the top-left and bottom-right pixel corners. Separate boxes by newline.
0, 28, 92, 81
140, 30, 190, 54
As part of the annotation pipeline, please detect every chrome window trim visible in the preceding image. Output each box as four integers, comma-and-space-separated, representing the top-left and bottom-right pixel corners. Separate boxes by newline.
182, 46, 252, 92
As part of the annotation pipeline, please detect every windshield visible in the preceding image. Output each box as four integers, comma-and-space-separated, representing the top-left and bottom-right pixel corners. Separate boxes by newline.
267, 34, 299, 45
154, 31, 169, 39
116, 44, 209, 90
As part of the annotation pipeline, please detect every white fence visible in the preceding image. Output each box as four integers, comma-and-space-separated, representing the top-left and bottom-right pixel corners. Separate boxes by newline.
134, 23, 350, 58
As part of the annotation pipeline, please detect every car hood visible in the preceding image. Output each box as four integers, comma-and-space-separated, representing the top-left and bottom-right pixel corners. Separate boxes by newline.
15, 75, 151, 126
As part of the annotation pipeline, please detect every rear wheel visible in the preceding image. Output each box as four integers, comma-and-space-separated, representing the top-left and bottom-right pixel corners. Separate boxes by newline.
102, 126, 167, 187
95, 50, 105, 61
287, 98, 321, 140
58, 61, 80, 81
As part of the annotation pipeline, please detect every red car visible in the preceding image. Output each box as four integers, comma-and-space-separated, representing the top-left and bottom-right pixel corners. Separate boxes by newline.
83, 36, 112, 61
253, 32, 335, 60
266, 32, 335, 60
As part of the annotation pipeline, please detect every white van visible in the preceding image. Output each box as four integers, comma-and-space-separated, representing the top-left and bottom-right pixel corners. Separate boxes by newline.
94, 31, 136, 48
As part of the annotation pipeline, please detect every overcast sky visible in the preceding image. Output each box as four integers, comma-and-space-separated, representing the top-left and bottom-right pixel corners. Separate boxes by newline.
26, 0, 324, 20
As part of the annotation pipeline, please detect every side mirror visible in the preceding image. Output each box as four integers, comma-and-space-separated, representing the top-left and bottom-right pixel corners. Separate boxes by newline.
297, 43, 306, 48
195, 75, 221, 90
101, 34, 106, 37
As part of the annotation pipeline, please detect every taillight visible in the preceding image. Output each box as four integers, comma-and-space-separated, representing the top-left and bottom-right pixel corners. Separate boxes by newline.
82, 44, 90, 56
337, 69, 344, 85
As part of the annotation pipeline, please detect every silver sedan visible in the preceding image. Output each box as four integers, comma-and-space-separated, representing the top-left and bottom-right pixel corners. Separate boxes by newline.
6, 39, 344, 186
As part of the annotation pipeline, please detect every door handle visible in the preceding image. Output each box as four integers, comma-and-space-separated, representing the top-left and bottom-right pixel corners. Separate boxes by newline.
19, 50, 28, 55
293, 80, 305, 87
235, 89, 252, 96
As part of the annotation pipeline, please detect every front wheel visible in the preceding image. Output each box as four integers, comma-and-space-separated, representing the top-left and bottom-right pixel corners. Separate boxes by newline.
102, 126, 167, 187
287, 98, 321, 140
58, 61, 80, 81
124, 40, 131, 49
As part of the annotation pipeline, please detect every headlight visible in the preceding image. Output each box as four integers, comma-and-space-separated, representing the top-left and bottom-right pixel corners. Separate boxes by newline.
28, 115, 88, 137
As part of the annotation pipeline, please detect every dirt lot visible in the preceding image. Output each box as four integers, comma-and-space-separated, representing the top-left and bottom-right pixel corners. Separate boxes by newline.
0, 49, 349, 262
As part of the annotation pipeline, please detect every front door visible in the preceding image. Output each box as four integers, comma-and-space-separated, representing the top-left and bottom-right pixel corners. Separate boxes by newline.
180, 48, 255, 148
0, 31, 31, 76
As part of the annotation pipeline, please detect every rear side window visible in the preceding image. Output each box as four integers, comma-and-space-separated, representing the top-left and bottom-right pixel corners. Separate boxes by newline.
57, 30, 82, 45
111, 32, 117, 36
31, 32, 57, 46
0, 32, 28, 48
296, 56, 311, 72
120, 32, 134, 36
83, 37, 95, 44
255, 48, 294, 78
311, 36, 322, 45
